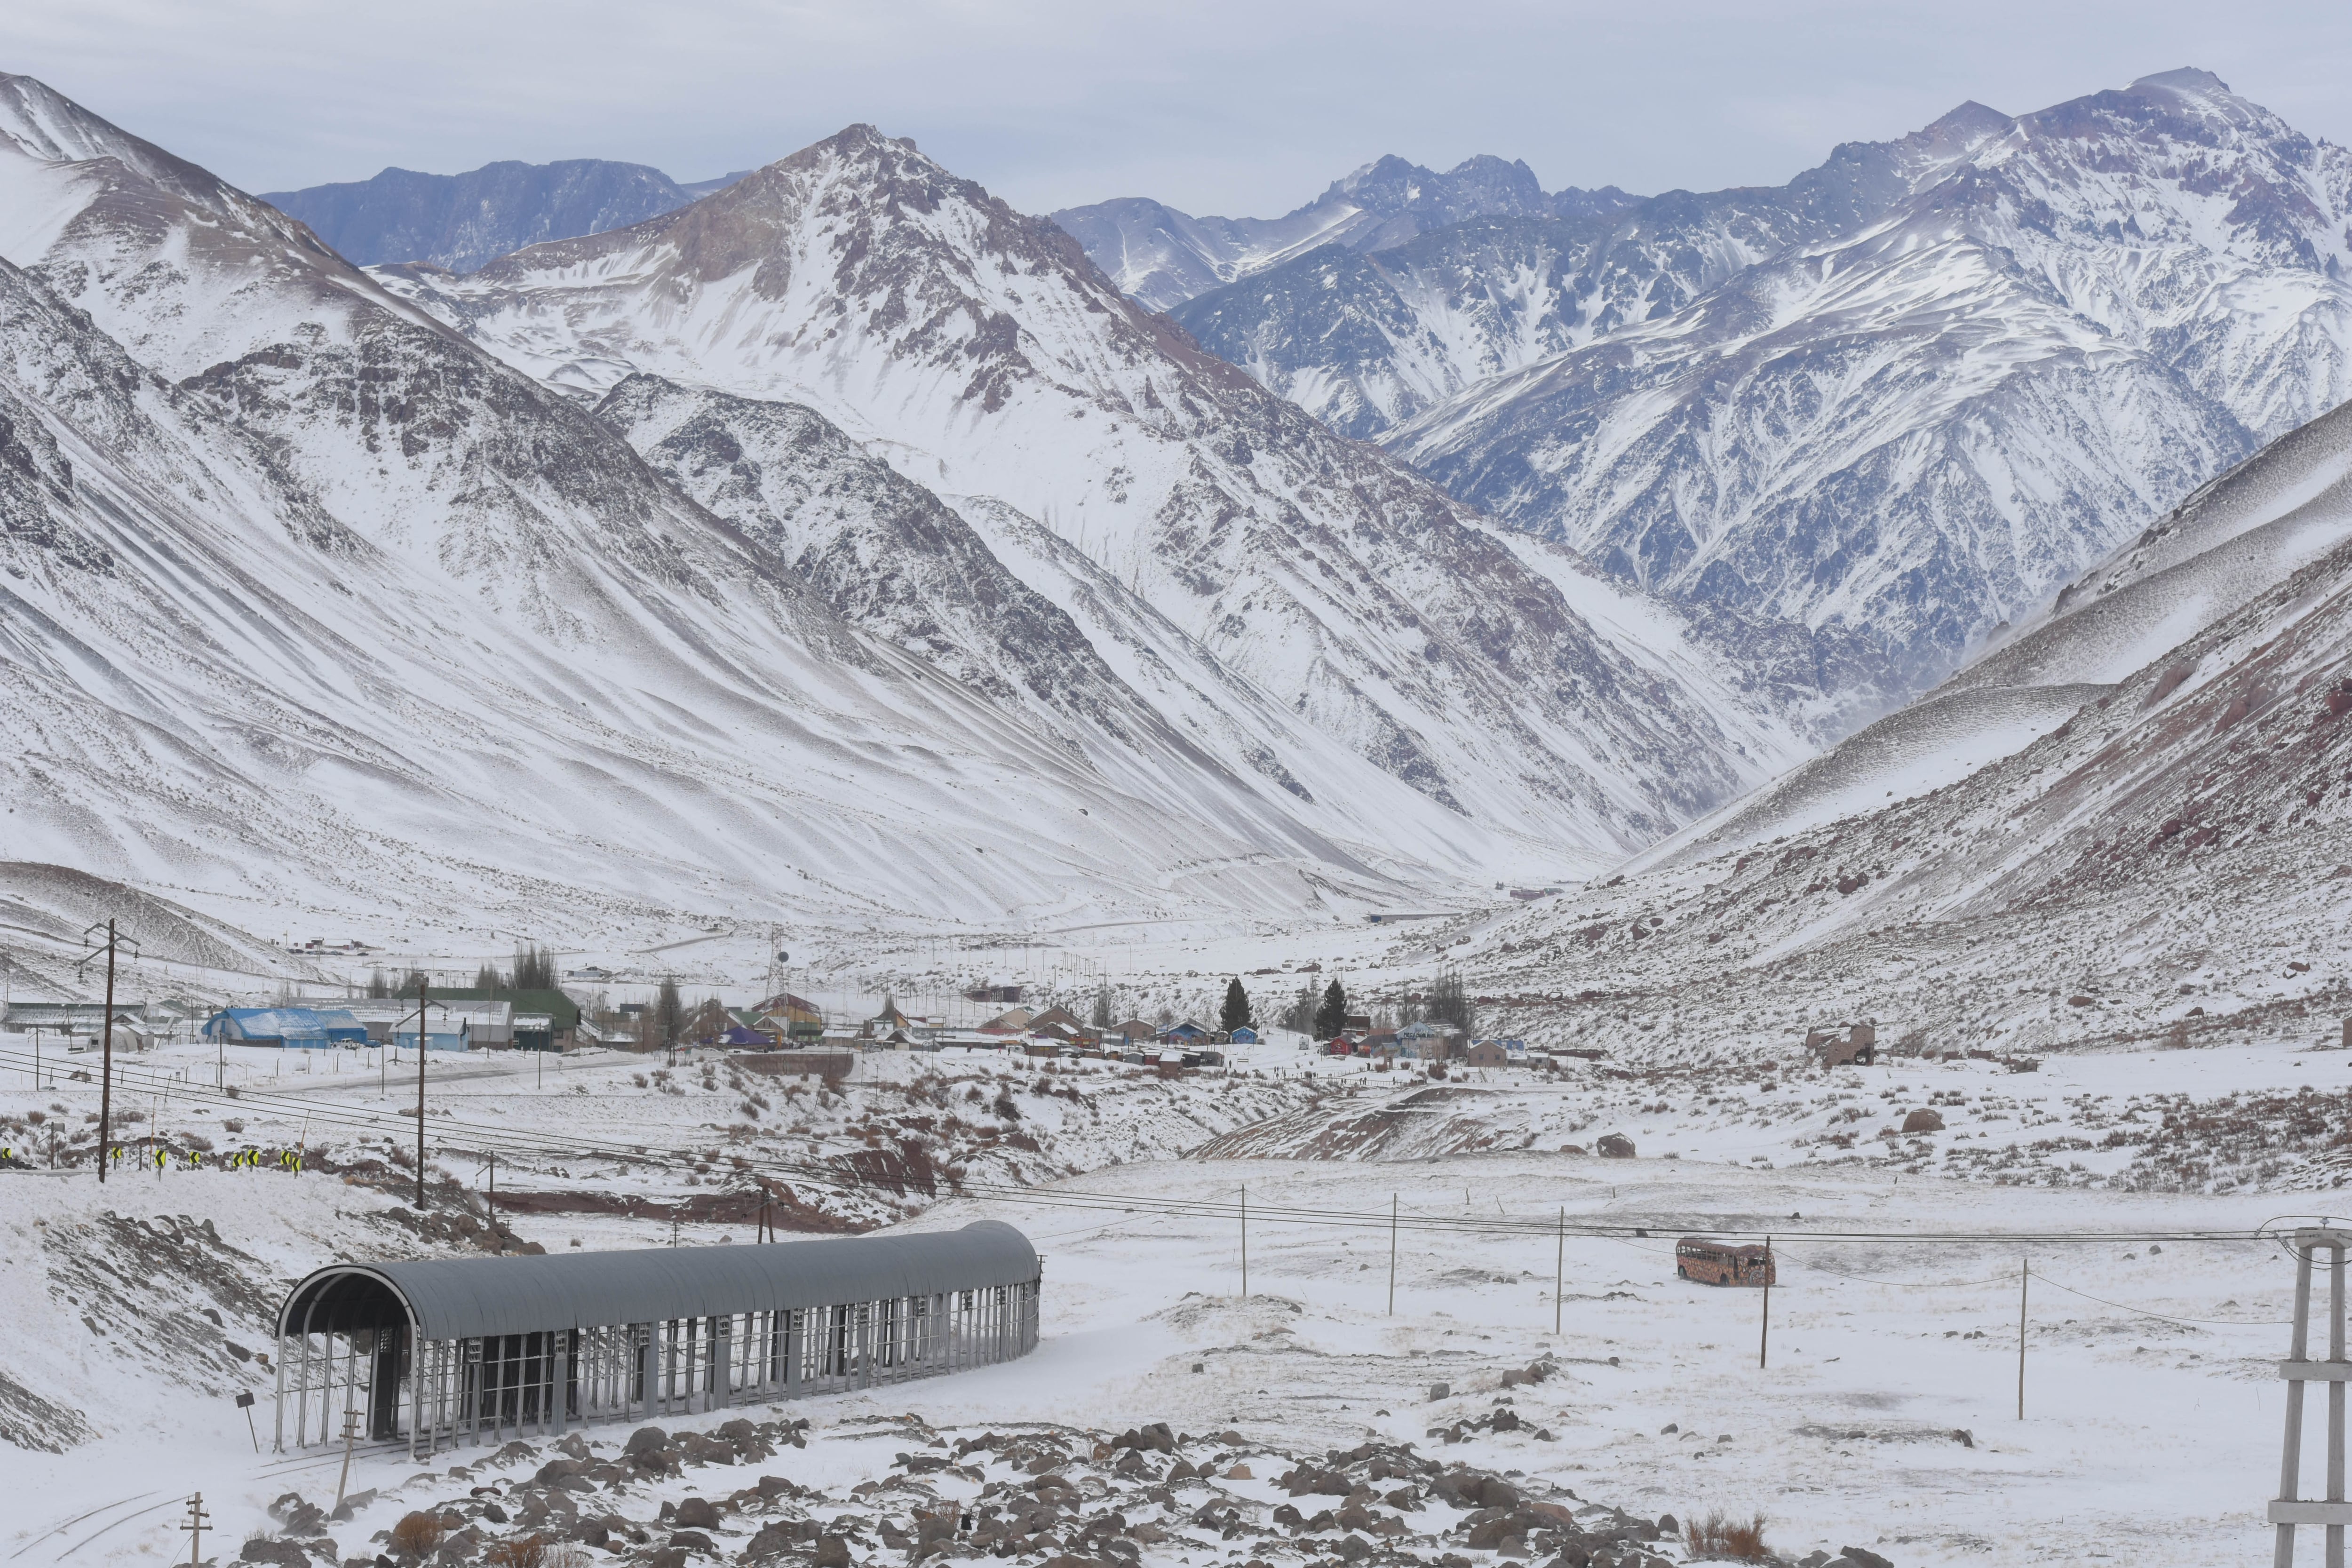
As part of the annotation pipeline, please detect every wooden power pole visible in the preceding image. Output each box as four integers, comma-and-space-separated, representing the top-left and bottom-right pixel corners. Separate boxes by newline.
79, 919, 132, 1185
99, 919, 116, 1184
413, 976, 429, 1208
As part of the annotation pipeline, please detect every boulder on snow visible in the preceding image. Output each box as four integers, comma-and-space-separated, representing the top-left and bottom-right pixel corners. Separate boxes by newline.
1596, 1133, 1636, 1159
1901, 1109, 1944, 1133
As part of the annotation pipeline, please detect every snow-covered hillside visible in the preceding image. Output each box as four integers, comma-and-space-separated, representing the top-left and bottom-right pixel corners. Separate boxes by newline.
1050, 154, 1638, 313
373, 123, 1834, 873
1414, 392, 2352, 1061
1175, 71, 2352, 695
0, 74, 1478, 943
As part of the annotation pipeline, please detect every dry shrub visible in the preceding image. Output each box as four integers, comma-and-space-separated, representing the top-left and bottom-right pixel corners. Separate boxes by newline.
484, 1537, 544, 1568
485, 1536, 584, 1568
389, 1512, 447, 1555
1685, 1511, 1769, 1561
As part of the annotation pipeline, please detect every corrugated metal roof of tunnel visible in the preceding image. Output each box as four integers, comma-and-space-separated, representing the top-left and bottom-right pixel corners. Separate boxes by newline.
272, 1221, 1044, 1458
278, 1219, 1041, 1340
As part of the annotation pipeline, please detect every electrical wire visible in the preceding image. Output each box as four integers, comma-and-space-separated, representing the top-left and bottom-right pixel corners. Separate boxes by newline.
2025, 1269, 2294, 1327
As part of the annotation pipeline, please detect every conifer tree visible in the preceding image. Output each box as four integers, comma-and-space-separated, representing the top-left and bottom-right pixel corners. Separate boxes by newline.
1219, 978, 1252, 1033
1312, 977, 1348, 1039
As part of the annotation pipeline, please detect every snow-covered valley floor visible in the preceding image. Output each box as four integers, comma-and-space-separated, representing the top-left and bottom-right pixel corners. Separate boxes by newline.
0, 1034, 2337, 1567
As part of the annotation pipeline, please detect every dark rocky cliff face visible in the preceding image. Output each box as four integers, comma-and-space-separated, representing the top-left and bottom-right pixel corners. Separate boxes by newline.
262, 159, 742, 272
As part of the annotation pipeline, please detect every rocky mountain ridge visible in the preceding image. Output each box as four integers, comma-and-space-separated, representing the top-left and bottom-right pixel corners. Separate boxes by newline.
1161, 71, 2352, 697
262, 158, 754, 272
1051, 152, 1639, 313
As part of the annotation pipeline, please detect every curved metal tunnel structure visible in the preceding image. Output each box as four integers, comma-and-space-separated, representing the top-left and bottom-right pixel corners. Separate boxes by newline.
273, 1222, 1043, 1457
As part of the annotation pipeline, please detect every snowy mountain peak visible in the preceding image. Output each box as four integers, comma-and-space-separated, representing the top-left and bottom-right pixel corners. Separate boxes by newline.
1052, 153, 1638, 312
2130, 66, 2234, 98
0, 70, 241, 212
1905, 100, 2015, 166
372, 121, 1835, 867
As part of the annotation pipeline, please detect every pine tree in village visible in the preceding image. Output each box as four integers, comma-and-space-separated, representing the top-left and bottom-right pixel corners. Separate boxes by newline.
1312, 977, 1348, 1039
1219, 978, 1252, 1033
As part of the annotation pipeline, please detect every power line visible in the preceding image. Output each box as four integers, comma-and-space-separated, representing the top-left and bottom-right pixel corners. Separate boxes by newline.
0, 1043, 2310, 1249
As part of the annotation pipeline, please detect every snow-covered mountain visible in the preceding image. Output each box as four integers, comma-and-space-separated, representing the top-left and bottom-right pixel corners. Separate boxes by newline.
1176, 72, 2351, 695
0, 73, 1444, 938
372, 123, 1847, 870
1168, 108, 2009, 441
262, 159, 753, 273
0, 74, 1836, 945
1050, 155, 1639, 313
1451, 391, 2352, 1059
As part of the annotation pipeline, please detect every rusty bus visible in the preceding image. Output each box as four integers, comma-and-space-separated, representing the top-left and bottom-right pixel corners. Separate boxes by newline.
1675, 1236, 1776, 1287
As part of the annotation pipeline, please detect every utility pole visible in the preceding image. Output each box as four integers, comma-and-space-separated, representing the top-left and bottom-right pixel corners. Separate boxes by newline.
486, 1151, 497, 1251
183, 1493, 208, 1567
413, 976, 429, 1209
2018, 1258, 2028, 1419
1387, 1194, 1398, 1316
1758, 1236, 1772, 1370
1239, 1183, 1248, 1300
1554, 1207, 1565, 1335
80, 919, 133, 1186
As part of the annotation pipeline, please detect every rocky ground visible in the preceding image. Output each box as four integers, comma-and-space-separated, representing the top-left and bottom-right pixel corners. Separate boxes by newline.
240, 1407, 1900, 1568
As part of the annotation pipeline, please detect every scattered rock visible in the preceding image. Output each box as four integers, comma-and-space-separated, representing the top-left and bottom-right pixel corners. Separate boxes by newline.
1901, 1109, 1944, 1133
1596, 1133, 1636, 1159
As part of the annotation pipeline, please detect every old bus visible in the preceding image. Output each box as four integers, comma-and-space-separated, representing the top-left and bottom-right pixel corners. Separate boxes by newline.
1676, 1236, 1776, 1287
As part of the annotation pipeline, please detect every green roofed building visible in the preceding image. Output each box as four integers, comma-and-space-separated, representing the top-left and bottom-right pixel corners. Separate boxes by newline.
416, 988, 582, 1050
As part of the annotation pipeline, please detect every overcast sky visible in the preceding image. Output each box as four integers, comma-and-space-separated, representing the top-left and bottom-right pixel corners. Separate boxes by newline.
6, 1, 2350, 219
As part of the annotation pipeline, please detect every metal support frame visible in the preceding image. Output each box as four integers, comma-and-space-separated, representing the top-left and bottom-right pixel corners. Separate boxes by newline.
281, 1271, 1044, 1452
2275, 1228, 2352, 1565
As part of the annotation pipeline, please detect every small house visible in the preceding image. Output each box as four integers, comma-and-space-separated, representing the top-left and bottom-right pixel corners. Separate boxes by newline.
753, 992, 825, 1041
395, 1018, 472, 1052
1464, 1039, 1510, 1068
865, 1000, 916, 1039
1228, 1026, 1258, 1044
1160, 1020, 1208, 1043
402, 987, 580, 1049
